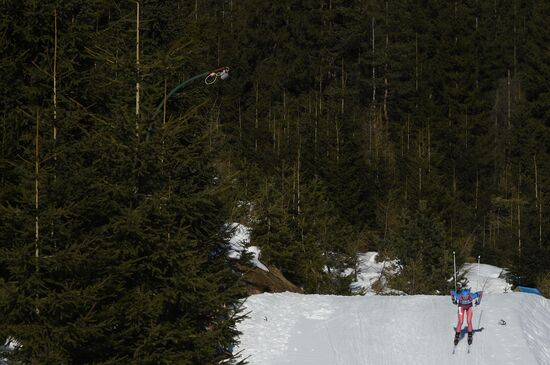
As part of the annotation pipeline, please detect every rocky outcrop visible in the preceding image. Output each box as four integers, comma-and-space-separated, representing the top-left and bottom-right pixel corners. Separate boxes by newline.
238, 264, 302, 295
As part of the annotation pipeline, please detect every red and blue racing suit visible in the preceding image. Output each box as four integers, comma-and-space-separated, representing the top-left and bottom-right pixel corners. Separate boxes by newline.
450, 290, 482, 334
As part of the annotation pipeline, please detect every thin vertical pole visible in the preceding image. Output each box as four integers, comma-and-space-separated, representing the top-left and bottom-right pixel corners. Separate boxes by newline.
477, 256, 481, 291
453, 251, 457, 293
453, 251, 459, 314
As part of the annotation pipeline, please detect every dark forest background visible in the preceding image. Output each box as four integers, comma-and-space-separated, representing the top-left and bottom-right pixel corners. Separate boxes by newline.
1, 0, 548, 363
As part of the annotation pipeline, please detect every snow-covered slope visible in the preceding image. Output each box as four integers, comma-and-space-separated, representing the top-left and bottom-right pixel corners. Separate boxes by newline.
227, 223, 269, 272
461, 262, 513, 294
351, 252, 513, 295
236, 290, 550, 365
350, 252, 396, 295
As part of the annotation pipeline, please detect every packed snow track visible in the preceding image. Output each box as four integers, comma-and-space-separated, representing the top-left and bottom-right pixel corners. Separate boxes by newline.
236, 292, 550, 365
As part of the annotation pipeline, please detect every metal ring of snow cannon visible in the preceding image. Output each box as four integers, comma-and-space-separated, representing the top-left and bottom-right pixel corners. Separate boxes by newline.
204, 67, 230, 85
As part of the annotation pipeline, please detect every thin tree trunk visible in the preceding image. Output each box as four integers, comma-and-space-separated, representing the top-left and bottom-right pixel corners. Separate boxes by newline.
314, 103, 318, 161
418, 167, 422, 193
465, 109, 468, 150
135, 2, 140, 126
483, 215, 486, 248
415, 33, 418, 93
539, 189, 543, 248
335, 115, 340, 166
284, 90, 288, 143
453, 162, 457, 194
400, 127, 404, 157
292, 162, 296, 208
513, 0, 517, 76
407, 114, 410, 151
383, 194, 390, 241
35, 112, 40, 267
372, 16, 376, 103
507, 69, 511, 127
341, 57, 345, 114
428, 121, 431, 173
489, 223, 495, 248
534, 154, 538, 205
34, 111, 41, 315
255, 81, 258, 152
405, 176, 408, 204
297, 143, 301, 215
517, 194, 521, 257
238, 98, 242, 141
52, 9, 58, 247
162, 79, 167, 163
475, 170, 479, 211
53, 9, 58, 160
383, 1, 389, 123
319, 67, 323, 115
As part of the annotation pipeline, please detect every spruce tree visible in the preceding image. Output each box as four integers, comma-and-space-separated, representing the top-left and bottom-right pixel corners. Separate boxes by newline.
1, 1, 245, 363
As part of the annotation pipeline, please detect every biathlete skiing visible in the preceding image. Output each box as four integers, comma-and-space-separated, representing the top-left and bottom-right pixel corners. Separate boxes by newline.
450, 288, 483, 346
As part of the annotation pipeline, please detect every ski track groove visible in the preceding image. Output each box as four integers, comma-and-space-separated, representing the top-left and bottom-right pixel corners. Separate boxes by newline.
354, 307, 365, 365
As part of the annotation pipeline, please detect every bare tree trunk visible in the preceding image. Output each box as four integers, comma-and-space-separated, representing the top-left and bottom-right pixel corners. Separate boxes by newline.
450, 218, 453, 246
238, 98, 242, 141
284, 90, 289, 144
453, 161, 457, 194
135, 2, 140, 129
383, 1, 389, 123
400, 127, 404, 157
217, 35, 221, 66
489, 219, 495, 248
534, 154, 538, 205
34, 111, 41, 315
517, 191, 521, 257
315, 93, 318, 160
539, 189, 543, 249
507, 69, 511, 127
52, 9, 58, 247
415, 33, 418, 94
292, 162, 296, 208
162, 79, 167, 164
418, 167, 422, 193
428, 121, 431, 173
407, 114, 410, 151
255, 81, 258, 152
369, 112, 374, 157
35, 112, 40, 267
383, 193, 390, 241
496, 207, 500, 244
134, 3, 141, 195
475, 170, 479, 212
483, 215, 486, 248
405, 176, 408, 204
53, 9, 58, 158
465, 108, 469, 150
341, 57, 345, 114
513, 0, 517, 76
372, 16, 376, 103
335, 115, 340, 167
319, 66, 323, 115
297, 142, 301, 214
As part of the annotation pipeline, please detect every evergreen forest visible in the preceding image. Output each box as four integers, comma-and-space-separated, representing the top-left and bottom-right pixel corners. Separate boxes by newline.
1, 0, 549, 363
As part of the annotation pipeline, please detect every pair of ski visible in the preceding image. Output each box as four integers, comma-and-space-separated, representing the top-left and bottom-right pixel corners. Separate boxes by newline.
452, 334, 472, 354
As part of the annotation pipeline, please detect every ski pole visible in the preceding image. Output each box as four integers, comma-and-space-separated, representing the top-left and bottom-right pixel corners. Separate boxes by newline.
453, 251, 457, 293
477, 256, 481, 291
453, 251, 459, 313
